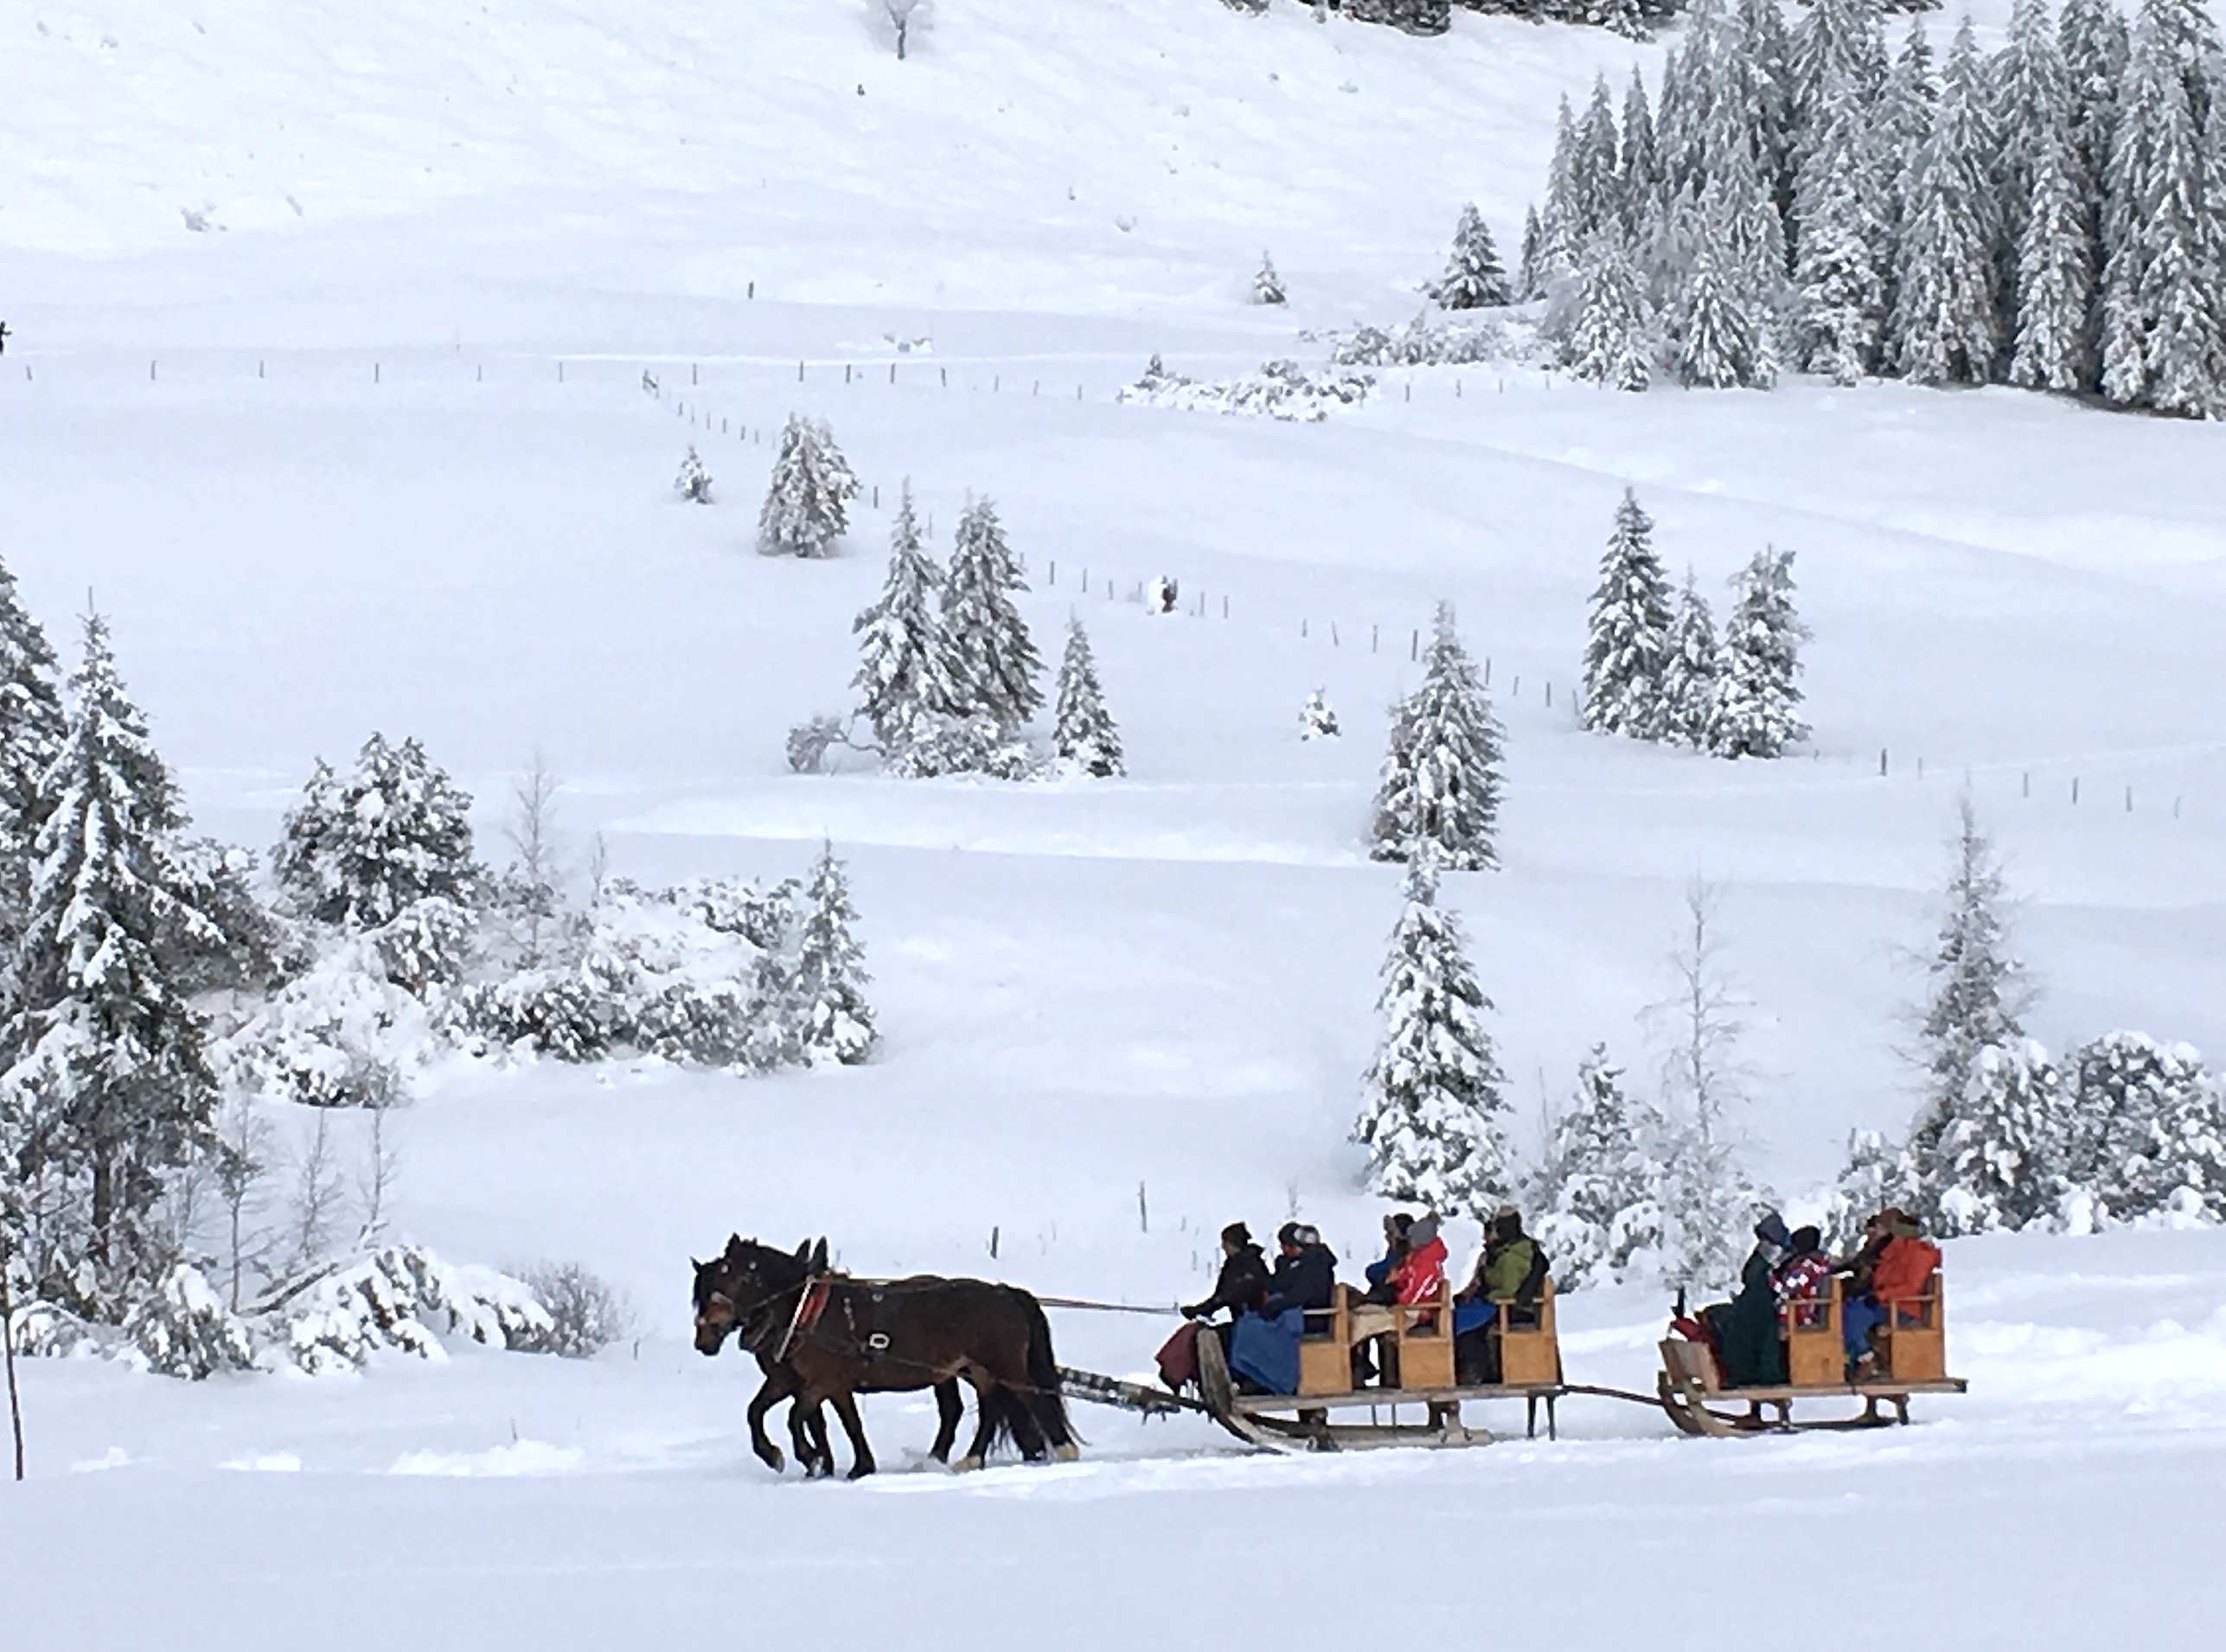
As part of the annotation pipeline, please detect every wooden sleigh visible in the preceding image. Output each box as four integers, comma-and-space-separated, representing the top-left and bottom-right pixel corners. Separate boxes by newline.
1656, 1271, 1967, 1437
1193, 1281, 1565, 1452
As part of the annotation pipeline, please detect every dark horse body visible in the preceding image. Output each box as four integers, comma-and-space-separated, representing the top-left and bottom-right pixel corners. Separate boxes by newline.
693, 1235, 1078, 1478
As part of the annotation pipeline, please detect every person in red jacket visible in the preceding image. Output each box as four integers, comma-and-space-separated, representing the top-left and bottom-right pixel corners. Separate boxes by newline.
1842, 1209, 1941, 1377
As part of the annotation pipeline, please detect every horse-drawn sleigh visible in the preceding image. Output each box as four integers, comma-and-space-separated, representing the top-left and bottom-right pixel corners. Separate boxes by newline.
692, 1234, 1966, 1476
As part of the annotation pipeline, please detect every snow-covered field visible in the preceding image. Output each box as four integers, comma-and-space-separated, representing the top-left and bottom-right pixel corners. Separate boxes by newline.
6, 2, 2226, 1647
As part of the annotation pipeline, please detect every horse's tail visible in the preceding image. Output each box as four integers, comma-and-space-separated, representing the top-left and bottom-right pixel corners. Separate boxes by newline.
1014, 1290, 1079, 1452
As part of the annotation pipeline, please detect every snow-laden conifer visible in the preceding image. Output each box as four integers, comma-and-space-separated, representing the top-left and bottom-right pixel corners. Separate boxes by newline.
1300, 689, 1340, 740
1052, 618, 1124, 778
2060, 0, 2130, 201
1529, 1045, 1669, 1289
1251, 251, 1288, 306
1621, 67, 1661, 216
675, 445, 713, 504
1792, 0, 1890, 158
1825, 1128, 1916, 1246
1711, 547, 1808, 759
2009, 123, 2099, 389
795, 842, 874, 1066
941, 496, 1043, 733
1353, 855, 1511, 1216
1581, 488, 1673, 739
1519, 205, 1548, 301
757, 415, 860, 558
2071, 1034, 2226, 1224
281, 734, 477, 936
1564, 232, 1652, 391
3, 613, 222, 1288
1891, 18, 2003, 385
1993, 0, 2076, 271
0, 556, 66, 966
1576, 74, 1627, 241
852, 483, 960, 754
1793, 69, 1890, 384
1675, 191, 1772, 388
1936, 1039, 2073, 1234
1658, 569, 1724, 750
1369, 604, 1504, 872
1430, 205, 1513, 309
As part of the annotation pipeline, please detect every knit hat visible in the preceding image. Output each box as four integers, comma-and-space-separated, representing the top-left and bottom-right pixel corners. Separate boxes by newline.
1276, 1221, 1303, 1250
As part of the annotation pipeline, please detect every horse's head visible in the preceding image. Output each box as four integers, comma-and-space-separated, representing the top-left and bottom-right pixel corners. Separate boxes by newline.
690, 1233, 807, 1355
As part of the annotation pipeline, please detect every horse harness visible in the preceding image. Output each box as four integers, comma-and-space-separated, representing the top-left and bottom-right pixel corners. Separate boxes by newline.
772, 1273, 893, 1365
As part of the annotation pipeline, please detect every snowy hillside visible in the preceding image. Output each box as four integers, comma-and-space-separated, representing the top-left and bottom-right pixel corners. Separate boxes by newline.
5, 2, 2226, 1649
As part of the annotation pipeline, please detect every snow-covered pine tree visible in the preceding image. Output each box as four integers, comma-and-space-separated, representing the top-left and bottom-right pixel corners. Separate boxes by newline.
0, 556, 66, 970
1577, 74, 1627, 241
1300, 689, 1340, 740
852, 482, 959, 755
1530, 1044, 1669, 1289
1793, 67, 1890, 383
1902, 796, 2032, 1218
1654, 42, 1700, 202
2098, 2, 2223, 416
2060, 0, 2130, 205
1519, 205, 1548, 300
1891, 17, 2003, 385
1936, 1038, 2073, 1234
1993, 0, 2076, 293
1877, 16, 1941, 317
1735, 0, 1800, 212
1431, 205, 1513, 309
3, 613, 222, 1290
1675, 189, 1774, 389
794, 841, 874, 1066
1538, 99, 1584, 286
1369, 603, 1505, 873
1052, 618, 1124, 778
1251, 251, 1288, 306
1711, 547, 1809, 759
1564, 231, 1653, 391
1824, 1127, 1916, 1247
1353, 855, 1512, 1216
756, 415, 860, 559
303, 734, 479, 933
2009, 122, 2100, 390
1658, 568, 1724, 749
2069, 1033, 2226, 1223
1581, 487, 1674, 739
1622, 67, 1661, 221
941, 496, 1043, 733
675, 445, 713, 504
1791, 0, 1890, 163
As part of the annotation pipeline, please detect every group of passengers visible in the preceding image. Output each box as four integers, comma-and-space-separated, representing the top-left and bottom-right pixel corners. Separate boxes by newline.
1157, 1207, 1551, 1397
1685, 1206, 1942, 1388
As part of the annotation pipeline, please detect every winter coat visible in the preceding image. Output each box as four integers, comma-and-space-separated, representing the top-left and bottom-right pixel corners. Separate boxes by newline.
1394, 1234, 1449, 1307
1713, 1252, 1788, 1388
1478, 1236, 1538, 1303
1867, 1234, 1941, 1316
1259, 1243, 1336, 1319
1187, 1244, 1270, 1322
1770, 1252, 1833, 1323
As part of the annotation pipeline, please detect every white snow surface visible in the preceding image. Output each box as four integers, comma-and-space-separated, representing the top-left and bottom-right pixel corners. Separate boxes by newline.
5, 1, 2226, 1647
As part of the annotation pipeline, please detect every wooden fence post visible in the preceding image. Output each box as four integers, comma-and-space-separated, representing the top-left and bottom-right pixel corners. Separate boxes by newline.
2072, 777, 2081, 804
1138, 1182, 1149, 1234
1879, 747, 1889, 778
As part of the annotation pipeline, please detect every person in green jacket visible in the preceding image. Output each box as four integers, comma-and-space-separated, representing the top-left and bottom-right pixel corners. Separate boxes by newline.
1454, 1206, 1545, 1381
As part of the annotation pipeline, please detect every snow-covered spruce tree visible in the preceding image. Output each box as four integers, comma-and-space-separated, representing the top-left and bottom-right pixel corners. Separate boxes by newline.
1431, 205, 1513, 309
1734, 0, 1800, 209
1825, 1127, 1916, 1247
1251, 251, 1288, 306
1581, 487, 1673, 739
1890, 18, 2003, 386
794, 842, 874, 1066
3, 613, 222, 1290
1654, 39, 1702, 202
1519, 206, 1548, 301
1353, 855, 1512, 1216
1577, 74, 1628, 243
1936, 1039, 2073, 1234
126, 1263, 255, 1379
1052, 618, 1124, 778
1300, 689, 1340, 740
756, 414, 860, 559
1674, 190, 1774, 389
1993, 0, 2076, 292
1902, 796, 2032, 1218
941, 496, 1043, 733
1711, 547, 1809, 759
292, 735, 478, 935
0, 555, 67, 970
2060, 0, 2129, 209
1792, 68, 1890, 385
2070, 1034, 2226, 1225
1563, 232, 1652, 391
1537, 99, 1584, 289
1530, 1044, 1669, 1290
1877, 17, 1941, 316
1658, 569, 1724, 750
1622, 68, 1661, 219
675, 445, 713, 504
1369, 603, 1505, 873
2098, 4, 2223, 418
2009, 123, 2099, 390
1791, 0, 1890, 163
852, 483, 959, 756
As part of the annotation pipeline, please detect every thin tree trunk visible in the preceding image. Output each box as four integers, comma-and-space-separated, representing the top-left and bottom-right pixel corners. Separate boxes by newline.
89, 1158, 114, 1273
2, 1249, 24, 1482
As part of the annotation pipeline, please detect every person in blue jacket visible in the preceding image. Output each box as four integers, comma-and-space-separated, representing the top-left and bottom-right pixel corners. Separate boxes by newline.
1229, 1222, 1337, 1393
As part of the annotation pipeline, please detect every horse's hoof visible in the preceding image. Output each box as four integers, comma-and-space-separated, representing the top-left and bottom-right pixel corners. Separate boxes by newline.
1053, 1443, 1081, 1463
762, 1448, 786, 1476
951, 1455, 983, 1473
847, 1463, 876, 1482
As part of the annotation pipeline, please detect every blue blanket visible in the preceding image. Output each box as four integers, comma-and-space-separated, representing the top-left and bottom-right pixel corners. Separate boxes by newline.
1230, 1307, 1305, 1394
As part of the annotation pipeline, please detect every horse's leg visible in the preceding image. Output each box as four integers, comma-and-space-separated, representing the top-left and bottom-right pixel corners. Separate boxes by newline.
745, 1371, 792, 1474
787, 1398, 830, 1478
955, 1373, 1001, 1471
828, 1388, 876, 1481
929, 1379, 963, 1464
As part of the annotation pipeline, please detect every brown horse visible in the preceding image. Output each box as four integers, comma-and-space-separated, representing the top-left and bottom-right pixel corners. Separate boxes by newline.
691, 1234, 1078, 1478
